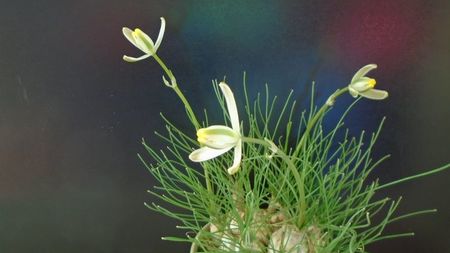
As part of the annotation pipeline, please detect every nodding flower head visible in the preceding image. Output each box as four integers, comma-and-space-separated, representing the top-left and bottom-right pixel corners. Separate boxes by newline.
122, 17, 166, 62
348, 64, 388, 100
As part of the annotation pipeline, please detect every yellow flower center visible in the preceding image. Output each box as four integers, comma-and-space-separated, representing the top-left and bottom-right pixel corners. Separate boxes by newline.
368, 78, 376, 88
197, 129, 208, 143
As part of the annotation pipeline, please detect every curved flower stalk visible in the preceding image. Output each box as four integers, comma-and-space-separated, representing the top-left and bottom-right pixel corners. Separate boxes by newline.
295, 64, 388, 154
121, 17, 201, 130
348, 64, 388, 100
189, 82, 242, 175
122, 17, 166, 62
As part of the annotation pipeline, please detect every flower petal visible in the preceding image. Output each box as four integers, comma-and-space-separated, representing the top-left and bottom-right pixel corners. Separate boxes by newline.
219, 82, 240, 132
197, 125, 239, 149
136, 29, 156, 52
351, 64, 377, 84
122, 27, 138, 47
227, 140, 242, 175
123, 54, 151, 62
189, 146, 232, 162
132, 29, 154, 54
154, 17, 166, 52
350, 77, 372, 92
360, 89, 389, 100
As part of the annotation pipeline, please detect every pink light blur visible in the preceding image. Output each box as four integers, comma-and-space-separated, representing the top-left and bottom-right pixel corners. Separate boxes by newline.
324, 0, 431, 73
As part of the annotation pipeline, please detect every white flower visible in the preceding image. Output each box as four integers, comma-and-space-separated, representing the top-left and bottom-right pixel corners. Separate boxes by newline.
348, 64, 388, 100
189, 82, 242, 175
122, 17, 166, 62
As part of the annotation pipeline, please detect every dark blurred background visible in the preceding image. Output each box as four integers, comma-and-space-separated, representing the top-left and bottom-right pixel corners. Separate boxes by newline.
0, 0, 449, 252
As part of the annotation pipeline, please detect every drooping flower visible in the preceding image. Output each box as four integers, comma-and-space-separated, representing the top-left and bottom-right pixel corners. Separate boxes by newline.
348, 64, 388, 100
189, 82, 242, 175
122, 17, 166, 62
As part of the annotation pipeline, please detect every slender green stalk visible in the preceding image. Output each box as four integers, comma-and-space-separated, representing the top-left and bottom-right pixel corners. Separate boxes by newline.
152, 53, 201, 130
151, 54, 212, 200
293, 87, 349, 157
377, 163, 450, 190
242, 136, 307, 227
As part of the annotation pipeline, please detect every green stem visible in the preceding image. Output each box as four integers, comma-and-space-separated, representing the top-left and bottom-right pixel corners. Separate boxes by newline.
377, 163, 450, 190
293, 87, 349, 157
152, 54, 201, 130
151, 54, 212, 201
242, 137, 307, 227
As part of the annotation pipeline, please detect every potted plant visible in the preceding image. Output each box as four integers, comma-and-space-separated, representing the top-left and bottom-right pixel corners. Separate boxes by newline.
121, 17, 450, 253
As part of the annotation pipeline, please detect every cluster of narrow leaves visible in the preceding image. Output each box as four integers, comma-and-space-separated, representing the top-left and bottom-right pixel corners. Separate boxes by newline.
139, 78, 437, 253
